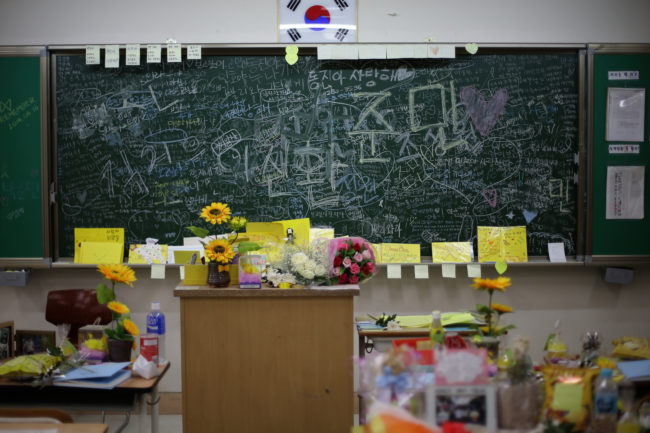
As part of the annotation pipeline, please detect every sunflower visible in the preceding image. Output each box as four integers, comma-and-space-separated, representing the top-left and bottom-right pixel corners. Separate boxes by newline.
491, 303, 514, 314
205, 238, 236, 264
200, 202, 231, 225
472, 277, 511, 292
123, 319, 139, 337
229, 216, 248, 232
97, 264, 136, 287
107, 301, 130, 315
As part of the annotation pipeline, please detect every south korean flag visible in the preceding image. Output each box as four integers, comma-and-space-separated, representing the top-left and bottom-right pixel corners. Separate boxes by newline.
279, 0, 357, 43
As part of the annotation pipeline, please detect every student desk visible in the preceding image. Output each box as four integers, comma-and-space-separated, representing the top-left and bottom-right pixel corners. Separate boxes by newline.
0, 363, 169, 433
174, 285, 359, 433
0, 423, 108, 432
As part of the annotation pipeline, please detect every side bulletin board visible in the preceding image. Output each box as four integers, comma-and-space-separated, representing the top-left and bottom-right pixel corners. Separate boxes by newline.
0, 48, 47, 261
53, 48, 582, 260
589, 45, 650, 259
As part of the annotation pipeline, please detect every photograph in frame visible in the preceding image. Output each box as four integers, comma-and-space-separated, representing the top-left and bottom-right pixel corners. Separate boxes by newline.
14, 330, 56, 356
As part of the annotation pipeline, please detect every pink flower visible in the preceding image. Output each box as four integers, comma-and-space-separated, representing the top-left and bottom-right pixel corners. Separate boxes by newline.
342, 257, 352, 268
362, 262, 375, 274
332, 266, 341, 276
349, 275, 359, 284
362, 249, 372, 260
353, 252, 363, 262
350, 263, 360, 275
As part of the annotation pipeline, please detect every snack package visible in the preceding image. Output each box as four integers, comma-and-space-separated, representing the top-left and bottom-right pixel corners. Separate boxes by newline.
541, 365, 601, 431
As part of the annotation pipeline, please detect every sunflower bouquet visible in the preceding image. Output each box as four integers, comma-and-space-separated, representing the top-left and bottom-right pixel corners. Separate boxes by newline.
471, 276, 516, 338
95, 264, 139, 342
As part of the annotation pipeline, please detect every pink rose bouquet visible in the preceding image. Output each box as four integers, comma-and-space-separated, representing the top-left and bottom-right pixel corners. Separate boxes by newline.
329, 237, 376, 285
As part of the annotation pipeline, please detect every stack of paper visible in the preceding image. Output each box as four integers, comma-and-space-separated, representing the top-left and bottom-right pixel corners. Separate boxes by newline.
54, 362, 131, 389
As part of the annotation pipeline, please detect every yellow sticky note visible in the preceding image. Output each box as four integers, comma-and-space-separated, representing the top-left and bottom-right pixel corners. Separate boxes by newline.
477, 226, 528, 263
431, 242, 472, 263
79, 242, 123, 264
276, 218, 310, 247
551, 383, 584, 413
441, 263, 456, 278
151, 264, 166, 279
184, 264, 208, 285
414, 264, 429, 279
381, 243, 421, 263
74, 228, 124, 263
128, 244, 168, 264
386, 264, 402, 279
174, 250, 201, 264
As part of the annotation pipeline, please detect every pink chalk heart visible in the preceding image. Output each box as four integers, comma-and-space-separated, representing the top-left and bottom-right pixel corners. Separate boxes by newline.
461, 86, 508, 137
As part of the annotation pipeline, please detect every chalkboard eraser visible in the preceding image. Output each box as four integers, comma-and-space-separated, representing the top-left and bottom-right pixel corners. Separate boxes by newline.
603, 267, 634, 285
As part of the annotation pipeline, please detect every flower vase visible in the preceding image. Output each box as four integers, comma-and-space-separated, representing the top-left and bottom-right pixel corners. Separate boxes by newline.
207, 262, 230, 288
497, 380, 544, 429
475, 336, 500, 363
107, 338, 132, 362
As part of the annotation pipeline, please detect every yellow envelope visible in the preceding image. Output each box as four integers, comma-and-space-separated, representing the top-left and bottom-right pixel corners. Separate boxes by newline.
431, 242, 472, 263
184, 264, 208, 285
174, 250, 201, 264
380, 243, 421, 263
79, 241, 124, 264
74, 228, 124, 263
477, 226, 528, 263
128, 244, 168, 264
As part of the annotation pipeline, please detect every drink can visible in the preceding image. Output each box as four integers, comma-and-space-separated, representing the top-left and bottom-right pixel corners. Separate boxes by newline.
140, 333, 159, 366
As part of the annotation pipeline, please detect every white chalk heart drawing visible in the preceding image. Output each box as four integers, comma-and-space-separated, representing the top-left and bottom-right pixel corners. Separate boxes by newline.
460, 86, 508, 137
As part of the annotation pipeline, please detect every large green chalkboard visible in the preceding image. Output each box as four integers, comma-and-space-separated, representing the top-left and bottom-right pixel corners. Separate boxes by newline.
0, 55, 44, 259
591, 49, 650, 256
54, 50, 580, 259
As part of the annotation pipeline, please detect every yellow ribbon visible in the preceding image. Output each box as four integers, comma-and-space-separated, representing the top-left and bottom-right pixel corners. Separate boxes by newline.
218, 264, 230, 272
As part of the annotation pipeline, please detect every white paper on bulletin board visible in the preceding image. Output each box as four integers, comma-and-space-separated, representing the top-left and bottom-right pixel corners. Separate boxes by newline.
606, 88, 645, 142
606, 165, 645, 219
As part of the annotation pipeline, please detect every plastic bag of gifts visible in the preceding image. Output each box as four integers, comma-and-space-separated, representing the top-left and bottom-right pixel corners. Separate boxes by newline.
358, 345, 434, 420
328, 237, 376, 285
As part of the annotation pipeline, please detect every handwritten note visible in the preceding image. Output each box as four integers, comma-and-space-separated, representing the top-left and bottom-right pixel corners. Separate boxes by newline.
187, 45, 202, 60
74, 228, 124, 263
431, 242, 472, 263
79, 241, 123, 264
467, 264, 482, 278
386, 264, 402, 279
151, 264, 166, 279
105, 45, 120, 68
414, 264, 429, 279
167, 43, 182, 63
477, 226, 528, 263
126, 44, 140, 66
147, 44, 161, 63
441, 263, 456, 278
85, 46, 100, 65
381, 243, 421, 263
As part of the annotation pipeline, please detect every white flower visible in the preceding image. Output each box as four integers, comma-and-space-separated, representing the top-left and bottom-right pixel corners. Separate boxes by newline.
314, 264, 326, 276
291, 252, 308, 267
299, 269, 315, 279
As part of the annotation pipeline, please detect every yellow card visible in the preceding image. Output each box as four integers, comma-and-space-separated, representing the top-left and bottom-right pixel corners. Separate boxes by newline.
128, 244, 168, 264
309, 227, 335, 241
245, 222, 285, 246
74, 228, 124, 263
371, 244, 382, 263
381, 243, 421, 263
431, 242, 472, 263
477, 226, 528, 263
184, 264, 208, 285
551, 383, 584, 414
174, 250, 201, 264
276, 218, 310, 247
502, 226, 528, 262
79, 241, 124, 264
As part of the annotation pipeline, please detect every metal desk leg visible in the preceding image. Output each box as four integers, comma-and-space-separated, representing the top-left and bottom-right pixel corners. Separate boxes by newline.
149, 383, 160, 433
137, 393, 146, 433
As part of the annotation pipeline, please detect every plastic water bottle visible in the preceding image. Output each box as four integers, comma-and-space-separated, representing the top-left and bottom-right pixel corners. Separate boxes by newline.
593, 368, 618, 433
146, 302, 166, 365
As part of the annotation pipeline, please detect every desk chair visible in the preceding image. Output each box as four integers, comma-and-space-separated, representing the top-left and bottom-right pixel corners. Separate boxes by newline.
45, 289, 112, 346
0, 408, 73, 423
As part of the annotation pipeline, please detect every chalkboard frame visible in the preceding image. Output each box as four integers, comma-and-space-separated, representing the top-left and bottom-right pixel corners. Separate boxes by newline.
587, 43, 650, 264
0, 46, 51, 267
49, 44, 587, 264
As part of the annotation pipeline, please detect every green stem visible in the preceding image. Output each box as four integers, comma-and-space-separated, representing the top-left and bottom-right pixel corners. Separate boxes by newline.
487, 289, 494, 336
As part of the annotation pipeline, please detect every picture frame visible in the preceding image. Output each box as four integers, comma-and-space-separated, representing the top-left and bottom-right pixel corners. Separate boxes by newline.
0, 321, 14, 361
14, 330, 56, 356
425, 385, 497, 430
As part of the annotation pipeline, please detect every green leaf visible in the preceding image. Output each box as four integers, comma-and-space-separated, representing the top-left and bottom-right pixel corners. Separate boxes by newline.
186, 225, 210, 238
237, 241, 262, 255
96, 283, 115, 304
476, 304, 492, 314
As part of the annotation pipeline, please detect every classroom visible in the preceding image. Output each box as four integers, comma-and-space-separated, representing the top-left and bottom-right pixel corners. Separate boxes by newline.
1, 1, 650, 432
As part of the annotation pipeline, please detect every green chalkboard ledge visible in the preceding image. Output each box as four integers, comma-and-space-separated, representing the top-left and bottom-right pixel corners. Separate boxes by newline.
585, 256, 650, 267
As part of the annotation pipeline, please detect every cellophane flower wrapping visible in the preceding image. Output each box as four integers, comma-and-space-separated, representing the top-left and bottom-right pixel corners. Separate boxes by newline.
328, 237, 376, 285
266, 238, 330, 287
358, 347, 432, 419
